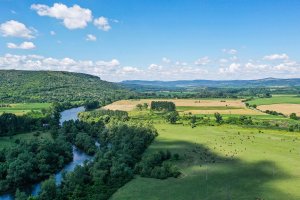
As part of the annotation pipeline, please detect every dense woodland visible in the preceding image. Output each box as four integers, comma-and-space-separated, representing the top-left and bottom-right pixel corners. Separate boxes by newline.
0, 70, 136, 104
29, 121, 158, 200
0, 136, 73, 194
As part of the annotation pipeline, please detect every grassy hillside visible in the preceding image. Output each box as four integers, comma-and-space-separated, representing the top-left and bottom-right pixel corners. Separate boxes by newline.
0, 70, 135, 103
112, 124, 300, 200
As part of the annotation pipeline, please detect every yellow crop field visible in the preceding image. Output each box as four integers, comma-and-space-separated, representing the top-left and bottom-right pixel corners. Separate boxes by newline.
258, 104, 300, 116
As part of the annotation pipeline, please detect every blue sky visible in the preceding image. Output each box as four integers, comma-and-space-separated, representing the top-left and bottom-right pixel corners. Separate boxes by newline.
0, 0, 300, 81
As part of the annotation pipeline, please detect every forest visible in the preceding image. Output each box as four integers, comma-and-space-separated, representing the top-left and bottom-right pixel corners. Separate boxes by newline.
0, 70, 136, 104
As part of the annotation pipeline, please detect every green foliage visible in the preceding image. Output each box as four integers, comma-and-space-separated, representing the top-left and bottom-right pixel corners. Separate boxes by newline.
290, 113, 298, 120
42, 121, 157, 200
150, 101, 176, 112
135, 151, 180, 179
165, 111, 179, 124
214, 112, 223, 124
78, 109, 129, 123
0, 70, 135, 103
15, 189, 28, 200
84, 100, 100, 110
38, 177, 57, 200
0, 111, 53, 136
0, 136, 72, 194
265, 110, 284, 116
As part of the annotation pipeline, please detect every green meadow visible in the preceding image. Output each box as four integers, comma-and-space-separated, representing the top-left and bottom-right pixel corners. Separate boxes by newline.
112, 122, 300, 200
0, 103, 51, 115
248, 95, 300, 106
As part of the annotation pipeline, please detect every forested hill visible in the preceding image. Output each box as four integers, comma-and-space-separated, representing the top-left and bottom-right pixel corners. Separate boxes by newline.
122, 78, 300, 88
0, 70, 135, 103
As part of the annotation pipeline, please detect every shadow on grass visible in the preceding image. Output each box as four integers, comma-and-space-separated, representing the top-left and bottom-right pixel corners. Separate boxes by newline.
140, 140, 295, 200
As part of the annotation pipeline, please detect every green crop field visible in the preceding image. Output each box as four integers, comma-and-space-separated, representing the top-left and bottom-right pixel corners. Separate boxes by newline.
112, 123, 300, 200
248, 95, 300, 106
0, 103, 51, 115
0, 131, 52, 149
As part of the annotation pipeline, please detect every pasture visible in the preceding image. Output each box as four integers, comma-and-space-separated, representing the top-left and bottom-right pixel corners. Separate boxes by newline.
248, 95, 300, 106
112, 124, 300, 200
0, 103, 51, 115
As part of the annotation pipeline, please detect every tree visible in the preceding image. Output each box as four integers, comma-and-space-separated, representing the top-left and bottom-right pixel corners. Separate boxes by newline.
15, 189, 27, 200
136, 104, 143, 110
38, 177, 57, 200
143, 103, 149, 109
290, 113, 298, 120
166, 111, 179, 124
214, 112, 223, 124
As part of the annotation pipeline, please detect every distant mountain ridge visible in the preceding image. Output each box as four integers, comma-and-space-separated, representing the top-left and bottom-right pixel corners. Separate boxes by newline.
121, 78, 300, 88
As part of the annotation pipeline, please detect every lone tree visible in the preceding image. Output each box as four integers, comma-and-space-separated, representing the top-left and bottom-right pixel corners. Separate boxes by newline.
136, 104, 143, 110
290, 113, 298, 120
166, 111, 179, 124
214, 112, 223, 124
143, 103, 149, 109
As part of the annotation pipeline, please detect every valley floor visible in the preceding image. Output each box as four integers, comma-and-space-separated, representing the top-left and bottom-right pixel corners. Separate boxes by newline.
111, 124, 300, 200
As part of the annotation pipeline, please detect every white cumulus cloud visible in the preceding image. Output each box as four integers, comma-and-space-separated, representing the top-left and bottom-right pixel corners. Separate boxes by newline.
0, 20, 35, 39
219, 63, 240, 74
31, 3, 92, 30
7, 42, 36, 50
263, 53, 289, 60
94, 17, 111, 31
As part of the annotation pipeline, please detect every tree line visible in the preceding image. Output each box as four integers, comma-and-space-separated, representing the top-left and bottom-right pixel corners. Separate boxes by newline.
151, 101, 176, 112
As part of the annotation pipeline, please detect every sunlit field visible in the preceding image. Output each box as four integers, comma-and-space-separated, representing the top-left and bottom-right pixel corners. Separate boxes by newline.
112, 123, 300, 200
0, 103, 51, 115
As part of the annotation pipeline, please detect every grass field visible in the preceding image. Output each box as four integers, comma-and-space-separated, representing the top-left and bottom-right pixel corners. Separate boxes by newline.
0, 103, 51, 115
0, 131, 52, 149
248, 95, 300, 106
111, 124, 300, 200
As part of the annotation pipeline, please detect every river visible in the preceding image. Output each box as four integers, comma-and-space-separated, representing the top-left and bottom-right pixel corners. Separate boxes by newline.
0, 106, 92, 200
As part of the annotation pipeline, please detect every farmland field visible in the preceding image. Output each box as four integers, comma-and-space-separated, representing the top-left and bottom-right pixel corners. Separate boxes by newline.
0, 103, 51, 115
112, 124, 300, 200
258, 104, 300, 116
104, 99, 265, 115
248, 95, 300, 106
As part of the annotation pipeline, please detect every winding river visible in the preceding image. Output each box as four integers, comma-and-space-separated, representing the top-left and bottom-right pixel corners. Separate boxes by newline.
0, 106, 92, 200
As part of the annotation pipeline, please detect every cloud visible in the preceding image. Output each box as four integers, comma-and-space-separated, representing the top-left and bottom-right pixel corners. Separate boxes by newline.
194, 56, 210, 65
50, 31, 56, 35
86, 34, 97, 41
31, 3, 92, 29
122, 66, 141, 73
7, 42, 36, 50
162, 57, 171, 64
0, 20, 35, 39
219, 63, 240, 74
94, 17, 111, 31
263, 53, 289, 60
222, 49, 237, 55
148, 64, 162, 71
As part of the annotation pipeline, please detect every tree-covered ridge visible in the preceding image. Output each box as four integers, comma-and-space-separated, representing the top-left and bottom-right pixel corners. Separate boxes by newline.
0, 70, 135, 103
